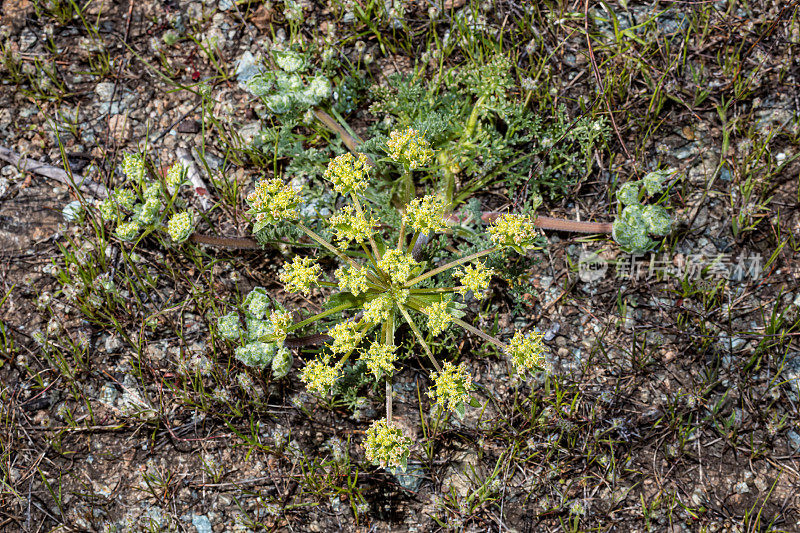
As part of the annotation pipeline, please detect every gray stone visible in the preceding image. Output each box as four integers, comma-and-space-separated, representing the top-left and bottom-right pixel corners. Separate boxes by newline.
236, 51, 262, 83
787, 429, 800, 452
392, 463, 426, 492
781, 353, 800, 402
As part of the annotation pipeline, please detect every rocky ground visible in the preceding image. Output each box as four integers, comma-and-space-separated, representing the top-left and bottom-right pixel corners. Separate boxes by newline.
1, 0, 800, 532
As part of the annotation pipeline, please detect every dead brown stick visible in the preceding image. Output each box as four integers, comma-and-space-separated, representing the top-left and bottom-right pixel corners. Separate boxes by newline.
0, 146, 110, 198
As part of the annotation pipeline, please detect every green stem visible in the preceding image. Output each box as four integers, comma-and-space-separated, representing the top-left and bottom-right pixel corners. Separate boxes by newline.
297, 222, 353, 266
385, 312, 395, 421
451, 317, 506, 350
402, 167, 413, 205
286, 303, 353, 333
405, 247, 499, 287
408, 287, 460, 294
398, 304, 442, 372
352, 196, 381, 261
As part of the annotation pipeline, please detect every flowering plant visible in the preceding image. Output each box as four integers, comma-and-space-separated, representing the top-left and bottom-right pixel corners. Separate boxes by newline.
237, 130, 548, 471
96, 153, 196, 245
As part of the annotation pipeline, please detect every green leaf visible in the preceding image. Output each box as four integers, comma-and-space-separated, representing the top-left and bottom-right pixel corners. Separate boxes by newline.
325, 291, 362, 310
453, 402, 467, 420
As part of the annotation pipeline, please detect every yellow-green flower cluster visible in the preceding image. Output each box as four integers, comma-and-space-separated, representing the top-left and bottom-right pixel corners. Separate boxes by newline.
488, 213, 540, 253
360, 342, 398, 380
362, 293, 392, 324
98, 198, 117, 221
335, 265, 369, 296
167, 211, 194, 243
165, 161, 186, 191
143, 181, 162, 200
300, 355, 339, 395
423, 298, 453, 336
278, 256, 321, 294
134, 198, 160, 225
122, 153, 145, 181
454, 261, 494, 298
115, 220, 140, 242
364, 419, 413, 471
377, 249, 417, 284
505, 330, 547, 374
428, 361, 473, 414
324, 152, 370, 195
387, 128, 434, 170
403, 195, 448, 233
269, 310, 293, 342
329, 205, 377, 245
247, 178, 301, 224
114, 188, 137, 211
328, 321, 363, 354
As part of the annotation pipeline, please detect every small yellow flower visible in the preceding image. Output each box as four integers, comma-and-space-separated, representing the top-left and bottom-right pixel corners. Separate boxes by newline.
360, 342, 398, 379
269, 310, 293, 342
505, 330, 547, 374
364, 418, 413, 470
167, 211, 194, 243
422, 298, 452, 336
324, 152, 371, 195
428, 361, 473, 415
403, 195, 448, 233
300, 356, 339, 395
377, 249, 418, 284
329, 205, 378, 245
335, 264, 369, 296
488, 213, 540, 253
363, 293, 393, 324
122, 153, 145, 181
279, 256, 321, 294
165, 161, 186, 191
387, 128, 434, 170
454, 261, 495, 298
116, 220, 141, 242
247, 178, 301, 224
328, 321, 363, 354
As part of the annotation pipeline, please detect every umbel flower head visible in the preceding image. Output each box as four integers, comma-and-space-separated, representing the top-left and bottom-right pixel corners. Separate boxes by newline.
167, 211, 194, 243
279, 256, 321, 295
360, 342, 398, 379
454, 261, 494, 298
506, 330, 546, 374
328, 321, 364, 354
329, 205, 377, 245
300, 355, 339, 396
428, 361, 473, 418
423, 298, 453, 336
335, 264, 369, 296
324, 152, 371, 195
403, 195, 448, 233
376, 249, 418, 284
116, 220, 140, 242
364, 419, 413, 471
387, 128, 434, 170
488, 213, 540, 254
246, 178, 301, 228
122, 152, 145, 181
